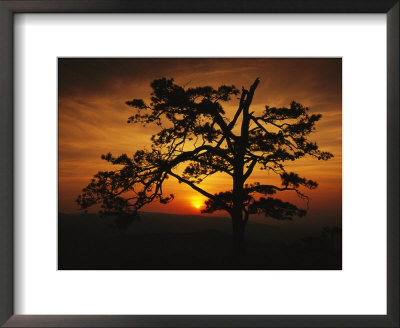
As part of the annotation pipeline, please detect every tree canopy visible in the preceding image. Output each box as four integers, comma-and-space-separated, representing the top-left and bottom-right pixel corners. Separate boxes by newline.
77, 77, 333, 237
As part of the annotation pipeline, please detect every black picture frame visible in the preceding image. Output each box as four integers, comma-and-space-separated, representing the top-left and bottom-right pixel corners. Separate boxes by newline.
0, 1, 398, 327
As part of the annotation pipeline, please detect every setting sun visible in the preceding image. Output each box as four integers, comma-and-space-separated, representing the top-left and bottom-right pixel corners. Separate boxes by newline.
190, 195, 206, 211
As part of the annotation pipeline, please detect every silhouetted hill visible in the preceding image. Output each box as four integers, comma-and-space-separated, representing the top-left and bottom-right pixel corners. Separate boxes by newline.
58, 212, 341, 270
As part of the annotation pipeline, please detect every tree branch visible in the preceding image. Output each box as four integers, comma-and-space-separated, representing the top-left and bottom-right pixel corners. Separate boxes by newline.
167, 170, 215, 199
243, 158, 258, 182
167, 169, 232, 214
169, 144, 233, 167
227, 87, 248, 130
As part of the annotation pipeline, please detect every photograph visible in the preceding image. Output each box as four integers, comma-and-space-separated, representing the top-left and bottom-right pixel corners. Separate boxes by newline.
58, 58, 342, 270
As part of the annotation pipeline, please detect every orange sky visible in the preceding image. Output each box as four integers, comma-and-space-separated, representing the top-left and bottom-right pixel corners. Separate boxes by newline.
58, 58, 341, 223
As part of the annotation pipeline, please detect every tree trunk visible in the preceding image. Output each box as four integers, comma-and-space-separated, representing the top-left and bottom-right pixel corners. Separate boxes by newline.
231, 210, 246, 256
230, 78, 259, 258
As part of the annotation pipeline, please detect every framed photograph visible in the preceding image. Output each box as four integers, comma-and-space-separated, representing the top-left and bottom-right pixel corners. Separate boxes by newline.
0, 1, 398, 327
58, 57, 342, 271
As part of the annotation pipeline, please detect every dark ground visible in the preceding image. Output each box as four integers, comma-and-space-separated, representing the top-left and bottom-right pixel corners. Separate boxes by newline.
58, 212, 342, 270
